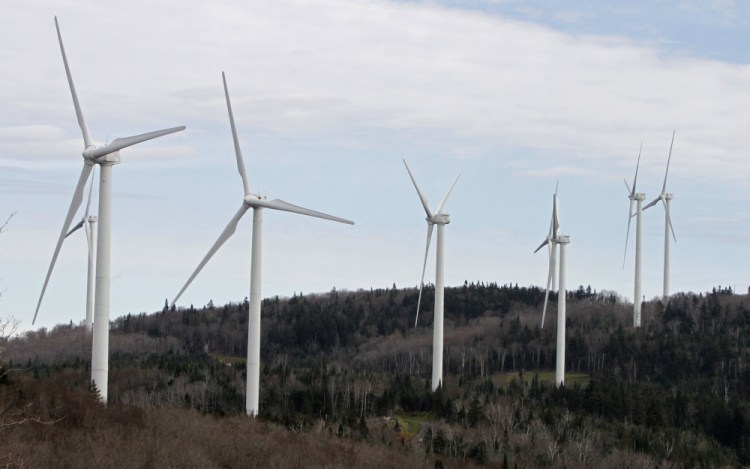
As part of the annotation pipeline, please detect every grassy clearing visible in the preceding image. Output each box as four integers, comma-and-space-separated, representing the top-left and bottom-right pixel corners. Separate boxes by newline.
489, 370, 590, 388
209, 352, 245, 366
391, 412, 432, 437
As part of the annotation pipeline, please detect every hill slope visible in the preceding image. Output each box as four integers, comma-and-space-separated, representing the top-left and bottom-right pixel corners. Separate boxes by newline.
3, 283, 750, 467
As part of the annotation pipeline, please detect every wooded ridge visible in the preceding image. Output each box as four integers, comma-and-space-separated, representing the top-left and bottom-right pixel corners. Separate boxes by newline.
2, 283, 749, 467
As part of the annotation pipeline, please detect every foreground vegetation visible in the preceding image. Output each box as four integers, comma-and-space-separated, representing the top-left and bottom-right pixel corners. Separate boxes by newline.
2, 283, 749, 467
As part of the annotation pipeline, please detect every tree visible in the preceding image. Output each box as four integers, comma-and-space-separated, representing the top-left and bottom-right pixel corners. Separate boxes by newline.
0, 316, 20, 378
1, 212, 18, 374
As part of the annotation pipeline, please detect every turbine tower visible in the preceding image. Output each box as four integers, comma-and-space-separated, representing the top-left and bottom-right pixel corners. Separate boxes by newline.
172, 72, 353, 417
534, 185, 570, 386
624, 144, 645, 328
555, 235, 570, 387
65, 166, 97, 333
534, 182, 559, 328
643, 131, 676, 302
34, 17, 186, 402
403, 159, 459, 392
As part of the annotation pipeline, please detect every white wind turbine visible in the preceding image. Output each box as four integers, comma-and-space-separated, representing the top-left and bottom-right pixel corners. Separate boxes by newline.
643, 131, 676, 302
534, 182, 559, 329
171, 72, 353, 417
534, 185, 570, 386
64, 166, 97, 333
403, 159, 459, 392
623, 144, 645, 328
34, 17, 186, 402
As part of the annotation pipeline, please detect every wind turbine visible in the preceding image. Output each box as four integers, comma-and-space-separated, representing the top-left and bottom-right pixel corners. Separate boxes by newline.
65, 166, 97, 333
534, 185, 570, 386
34, 17, 186, 402
171, 72, 353, 417
403, 159, 459, 392
623, 144, 645, 328
643, 131, 676, 302
534, 182, 559, 328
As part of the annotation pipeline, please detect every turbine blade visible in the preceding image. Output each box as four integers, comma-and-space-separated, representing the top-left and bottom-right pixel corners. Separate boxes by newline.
623, 199, 634, 269
631, 142, 642, 195
84, 220, 94, 264
84, 126, 186, 159
84, 220, 94, 332
172, 204, 250, 306
552, 191, 559, 237
546, 214, 555, 239
222, 72, 251, 195
83, 218, 96, 270
541, 253, 554, 328
33, 162, 94, 324
622, 146, 641, 269
415, 223, 434, 327
541, 289, 550, 329
252, 198, 354, 225
627, 194, 635, 220
65, 220, 84, 238
624, 178, 631, 194
643, 196, 660, 211
435, 175, 460, 214
662, 130, 675, 194
55, 17, 92, 148
536, 186, 559, 253
403, 160, 433, 218
534, 237, 549, 254
84, 165, 96, 217
665, 201, 677, 243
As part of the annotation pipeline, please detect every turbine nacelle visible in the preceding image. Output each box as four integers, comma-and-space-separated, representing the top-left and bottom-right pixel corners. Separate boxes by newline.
244, 193, 267, 206
85, 150, 121, 165
427, 213, 450, 225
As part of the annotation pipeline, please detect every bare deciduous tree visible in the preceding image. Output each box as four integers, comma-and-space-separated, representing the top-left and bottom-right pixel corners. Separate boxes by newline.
0, 316, 20, 362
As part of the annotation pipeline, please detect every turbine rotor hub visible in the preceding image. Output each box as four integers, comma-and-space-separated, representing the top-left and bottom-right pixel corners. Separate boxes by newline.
81, 145, 98, 163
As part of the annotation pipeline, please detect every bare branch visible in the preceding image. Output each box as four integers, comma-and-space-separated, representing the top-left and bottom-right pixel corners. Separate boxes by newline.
0, 412, 64, 428
0, 212, 15, 234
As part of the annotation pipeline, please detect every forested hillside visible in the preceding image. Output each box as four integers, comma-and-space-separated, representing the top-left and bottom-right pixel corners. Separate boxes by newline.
2, 283, 749, 467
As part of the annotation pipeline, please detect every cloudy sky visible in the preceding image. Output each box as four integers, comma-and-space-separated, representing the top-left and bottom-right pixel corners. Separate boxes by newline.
1, 0, 749, 331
